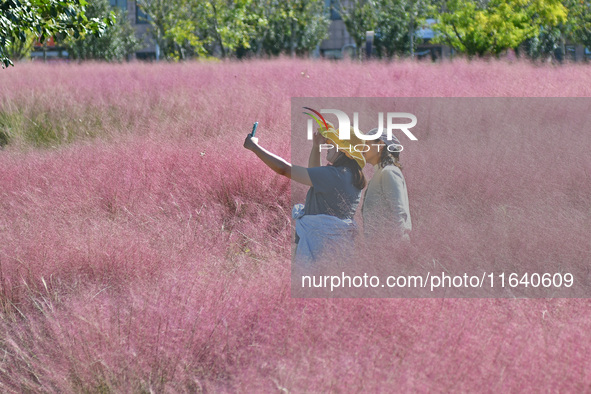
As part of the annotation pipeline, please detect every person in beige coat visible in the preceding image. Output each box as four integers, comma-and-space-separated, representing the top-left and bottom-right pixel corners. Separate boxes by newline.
361, 129, 412, 241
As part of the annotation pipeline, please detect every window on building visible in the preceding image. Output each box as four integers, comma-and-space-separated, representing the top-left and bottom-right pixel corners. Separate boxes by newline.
110, 0, 127, 9
325, 0, 342, 20
322, 49, 343, 59
136, 1, 149, 24
136, 52, 156, 60
565, 45, 576, 61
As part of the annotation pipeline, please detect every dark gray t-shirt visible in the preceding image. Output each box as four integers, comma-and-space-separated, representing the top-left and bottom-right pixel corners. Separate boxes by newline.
304, 165, 361, 220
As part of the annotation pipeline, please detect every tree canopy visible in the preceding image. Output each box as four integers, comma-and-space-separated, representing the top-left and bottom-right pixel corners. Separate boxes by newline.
2, 0, 591, 64
1, 0, 113, 67
432, 0, 568, 57
137, 0, 329, 60
66, 0, 140, 61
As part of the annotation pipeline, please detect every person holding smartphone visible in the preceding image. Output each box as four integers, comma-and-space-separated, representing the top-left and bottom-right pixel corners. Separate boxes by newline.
243, 122, 367, 264
361, 128, 412, 241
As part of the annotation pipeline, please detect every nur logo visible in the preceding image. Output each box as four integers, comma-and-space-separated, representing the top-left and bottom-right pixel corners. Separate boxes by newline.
302, 107, 418, 143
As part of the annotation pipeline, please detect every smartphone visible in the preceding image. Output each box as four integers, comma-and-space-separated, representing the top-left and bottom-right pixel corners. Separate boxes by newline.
250, 122, 258, 137
250, 122, 259, 144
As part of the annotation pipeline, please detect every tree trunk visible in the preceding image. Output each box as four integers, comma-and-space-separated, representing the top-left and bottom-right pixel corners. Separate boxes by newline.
256, 28, 268, 58
211, 3, 226, 58
559, 34, 566, 62
410, 17, 414, 58
218, 33, 226, 58
156, 30, 162, 61
290, 19, 296, 58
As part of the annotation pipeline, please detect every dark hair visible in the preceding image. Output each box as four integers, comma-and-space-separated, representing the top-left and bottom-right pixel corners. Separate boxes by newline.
332, 152, 367, 190
379, 147, 403, 170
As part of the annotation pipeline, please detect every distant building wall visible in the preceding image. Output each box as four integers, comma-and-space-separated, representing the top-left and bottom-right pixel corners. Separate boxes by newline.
319, 0, 355, 59
121, 0, 156, 59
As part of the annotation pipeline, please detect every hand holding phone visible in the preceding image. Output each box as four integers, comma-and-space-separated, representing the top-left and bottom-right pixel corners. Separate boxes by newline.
249, 122, 259, 144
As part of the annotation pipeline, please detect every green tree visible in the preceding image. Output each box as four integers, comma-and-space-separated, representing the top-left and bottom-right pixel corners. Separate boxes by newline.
0, 0, 112, 67
242, 0, 273, 56
520, 26, 562, 60
337, 0, 377, 59
67, 0, 141, 61
519, 0, 589, 61
163, 1, 209, 59
220, 0, 329, 58
201, 0, 258, 58
249, 0, 329, 57
138, 0, 261, 59
137, 0, 192, 59
374, 0, 434, 58
5, 29, 37, 62
432, 0, 567, 57
138, 0, 329, 59
564, 0, 591, 51
287, 0, 330, 56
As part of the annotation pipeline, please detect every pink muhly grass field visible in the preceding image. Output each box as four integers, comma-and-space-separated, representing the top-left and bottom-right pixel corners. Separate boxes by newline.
0, 58, 590, 392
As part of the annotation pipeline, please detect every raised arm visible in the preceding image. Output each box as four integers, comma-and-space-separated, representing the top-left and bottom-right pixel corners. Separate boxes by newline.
308, 130, 326, 168
244, 135, 312, 186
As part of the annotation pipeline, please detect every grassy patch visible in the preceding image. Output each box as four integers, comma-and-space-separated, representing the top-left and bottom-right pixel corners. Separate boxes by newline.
0, 106, 125, 148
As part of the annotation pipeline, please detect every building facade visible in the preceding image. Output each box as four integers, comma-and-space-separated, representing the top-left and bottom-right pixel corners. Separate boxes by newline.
319, 0, 355, 59
110, 0, 156, 59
